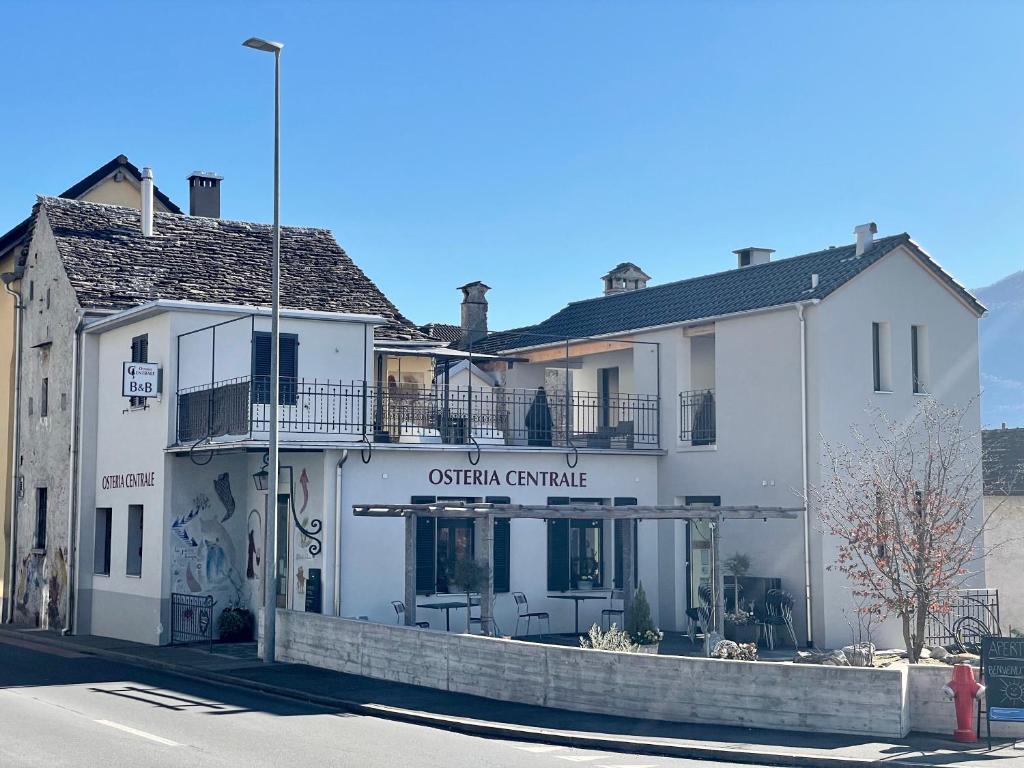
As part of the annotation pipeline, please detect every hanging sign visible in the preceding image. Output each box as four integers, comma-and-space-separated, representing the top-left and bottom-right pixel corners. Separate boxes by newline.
122, 362, 161, 398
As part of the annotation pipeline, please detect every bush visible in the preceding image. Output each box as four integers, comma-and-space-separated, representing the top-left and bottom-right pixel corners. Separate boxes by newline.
711, 640, 758, 661
217, 607, 255, 642
625, 582, 663, 646
580, 623, 639, 653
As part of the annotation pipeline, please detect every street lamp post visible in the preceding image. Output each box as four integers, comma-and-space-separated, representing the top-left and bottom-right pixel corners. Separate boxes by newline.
243, 35, 284, 664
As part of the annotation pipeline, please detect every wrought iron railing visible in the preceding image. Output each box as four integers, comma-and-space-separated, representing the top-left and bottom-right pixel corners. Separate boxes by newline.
176, 377, 660, 449
679, 388, 716, 446
170, 592, 214, 649
925, 588, 1000, 651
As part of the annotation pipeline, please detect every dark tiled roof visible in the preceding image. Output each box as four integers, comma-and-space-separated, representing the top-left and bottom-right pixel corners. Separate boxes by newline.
983, 428, 1024, 495
0, 155, 181, 260
487, 234, 983, 349
418, 322, 464, 345
38, 196, 425, 341
458, 326, 537, 354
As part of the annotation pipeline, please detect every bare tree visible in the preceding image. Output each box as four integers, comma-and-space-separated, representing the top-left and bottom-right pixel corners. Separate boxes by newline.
816, 399, 1002, 663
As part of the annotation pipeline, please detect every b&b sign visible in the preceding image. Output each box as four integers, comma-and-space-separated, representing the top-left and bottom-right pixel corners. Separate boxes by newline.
122, 361, 161, 398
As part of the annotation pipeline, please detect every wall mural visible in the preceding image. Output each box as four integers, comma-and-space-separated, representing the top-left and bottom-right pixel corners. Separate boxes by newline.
170, 479, 243, 606
246, 509, 262, 580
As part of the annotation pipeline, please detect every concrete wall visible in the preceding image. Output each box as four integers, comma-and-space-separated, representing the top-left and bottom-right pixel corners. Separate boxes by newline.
984, 494, 1024, 633
0, 250, 15, 618
908, 665, 1024, 738
263, 610, 911, 738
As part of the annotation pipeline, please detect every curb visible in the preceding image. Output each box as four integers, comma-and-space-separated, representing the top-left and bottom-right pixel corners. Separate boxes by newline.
0, 627, 979, 768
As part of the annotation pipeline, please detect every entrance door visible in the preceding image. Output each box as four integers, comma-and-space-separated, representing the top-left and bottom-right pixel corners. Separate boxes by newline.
276, 494, 290, 609
683, 496, 720, 618
598, 367, 619, 429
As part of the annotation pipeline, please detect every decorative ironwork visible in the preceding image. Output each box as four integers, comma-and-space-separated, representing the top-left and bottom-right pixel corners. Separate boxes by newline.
170, 592, 214, 650
255, 453, 324, 558
925, 588, 1000, 652
679, 389, 716, 446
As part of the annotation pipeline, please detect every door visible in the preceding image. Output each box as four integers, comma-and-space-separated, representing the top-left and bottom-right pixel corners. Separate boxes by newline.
598, 367, 619, 429
276, 494, 290, 608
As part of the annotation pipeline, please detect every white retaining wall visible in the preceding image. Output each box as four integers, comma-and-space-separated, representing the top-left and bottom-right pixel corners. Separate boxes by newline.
261, 610, 910, 737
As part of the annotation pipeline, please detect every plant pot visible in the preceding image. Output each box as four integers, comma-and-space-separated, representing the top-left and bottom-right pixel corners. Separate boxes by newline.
636, 643, 659, 655
725, 622, 758, 644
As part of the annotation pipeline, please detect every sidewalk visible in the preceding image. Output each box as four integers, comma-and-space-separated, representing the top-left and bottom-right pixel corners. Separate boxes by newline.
3, 625, 1021, 768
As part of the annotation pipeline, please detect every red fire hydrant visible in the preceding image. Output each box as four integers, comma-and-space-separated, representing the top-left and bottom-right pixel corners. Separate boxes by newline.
941, 663, 985, 743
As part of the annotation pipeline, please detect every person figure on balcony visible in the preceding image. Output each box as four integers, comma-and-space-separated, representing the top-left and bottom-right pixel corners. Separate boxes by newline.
526, 386, 553, 446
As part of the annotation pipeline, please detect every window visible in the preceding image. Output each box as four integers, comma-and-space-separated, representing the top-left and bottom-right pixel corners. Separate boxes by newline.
34, 488, 47, 550
94, 508, 112, 576
598, 368, 619, 429
40, 378, 48, 418
546, 498, 606, 591
130, 333, 149, 408
412, 496, 512, 595
126, 505, 144, 577
613, 498, 638, 590
252, 332, 298, 405
684, 496, 720, 612
911, 325, 928, 394
872, 322, 892, 392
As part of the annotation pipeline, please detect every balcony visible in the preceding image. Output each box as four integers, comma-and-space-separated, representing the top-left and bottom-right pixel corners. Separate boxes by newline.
679, 388, 715, 446
176, 376, 660, 450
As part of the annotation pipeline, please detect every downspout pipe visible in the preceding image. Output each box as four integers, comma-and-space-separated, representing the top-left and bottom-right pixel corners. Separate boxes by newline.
796, 301, 818, 647
2, 271, 24, 624
63, 315, 84, 635
333, 450, 348, 616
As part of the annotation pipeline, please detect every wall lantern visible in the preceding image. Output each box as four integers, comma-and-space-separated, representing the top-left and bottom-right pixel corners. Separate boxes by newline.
253, 454, 270, 492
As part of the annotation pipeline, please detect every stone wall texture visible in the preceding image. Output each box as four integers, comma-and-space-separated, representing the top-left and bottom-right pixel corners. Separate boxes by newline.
908, 665, 1024, 738
262, 610, 912, 738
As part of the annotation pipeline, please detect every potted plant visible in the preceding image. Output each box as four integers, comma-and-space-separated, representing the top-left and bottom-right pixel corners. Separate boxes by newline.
724, 552, 751, 612
625, 582, 663, 654
724, 603, 759, 644
451, 556, 487, 633
217, 603, 255, 643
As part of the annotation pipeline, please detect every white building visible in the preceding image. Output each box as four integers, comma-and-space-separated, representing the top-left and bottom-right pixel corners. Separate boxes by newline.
7, 180, 987, 651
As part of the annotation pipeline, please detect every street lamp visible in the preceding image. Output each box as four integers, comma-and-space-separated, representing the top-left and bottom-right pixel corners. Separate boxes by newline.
244, 35, 283, 664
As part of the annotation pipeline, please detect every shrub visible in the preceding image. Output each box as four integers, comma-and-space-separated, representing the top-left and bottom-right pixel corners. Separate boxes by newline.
625, 582, 663, 646
580, 623, 639, 653
217, 607, 255, 642
711, 640, 758, 661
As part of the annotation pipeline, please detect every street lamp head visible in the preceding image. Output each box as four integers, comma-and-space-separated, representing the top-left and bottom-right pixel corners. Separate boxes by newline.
242, 37, 283, 54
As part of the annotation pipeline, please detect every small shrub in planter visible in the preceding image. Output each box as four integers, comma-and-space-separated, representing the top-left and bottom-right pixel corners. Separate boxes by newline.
217, 606, 255, 642
580, 623, 639, 653
724, 604, 759, 644
626, 582, 663, 652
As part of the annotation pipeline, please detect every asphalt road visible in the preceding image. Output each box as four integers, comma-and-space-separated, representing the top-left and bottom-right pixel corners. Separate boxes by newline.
0, 633, 768, 768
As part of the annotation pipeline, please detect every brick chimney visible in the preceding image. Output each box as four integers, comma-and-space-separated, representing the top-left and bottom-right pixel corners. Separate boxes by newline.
459, 281, 490, 346
602, 263, 650, 295
187, 171, 223, 218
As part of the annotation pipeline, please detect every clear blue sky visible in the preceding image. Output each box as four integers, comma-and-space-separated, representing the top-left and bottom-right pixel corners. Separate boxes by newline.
2, 1, 1022, 331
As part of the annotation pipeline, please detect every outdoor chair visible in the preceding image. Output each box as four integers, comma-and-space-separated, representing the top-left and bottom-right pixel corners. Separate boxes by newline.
758, 589, 797, 649
470, 595, 502, 636
512, 592, 550, 638
601, 590, 625, 631
686, 583, 714, 643
391, 600, 429, 629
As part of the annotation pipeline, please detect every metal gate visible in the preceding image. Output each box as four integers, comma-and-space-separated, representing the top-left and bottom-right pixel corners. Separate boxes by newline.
170, 593, 214, 650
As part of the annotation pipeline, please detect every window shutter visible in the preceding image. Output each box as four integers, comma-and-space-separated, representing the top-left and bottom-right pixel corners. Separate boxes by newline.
252, 333, 272, 405
130, 334, 149, 407
546, 519, 570, 591
412, 496, 436, 595
486, 497, 511, 593
280, 334, 298, 405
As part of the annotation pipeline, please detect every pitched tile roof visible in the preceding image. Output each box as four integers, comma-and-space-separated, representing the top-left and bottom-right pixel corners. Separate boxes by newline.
485, 234, 984, 350
38, 196, 424, 341
983, 427, 1024, 495
418, 322, 464, 345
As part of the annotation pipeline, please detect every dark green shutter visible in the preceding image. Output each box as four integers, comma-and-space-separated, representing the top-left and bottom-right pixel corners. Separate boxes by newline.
412, 496, 437, 595
486, 497, 511, 594
280, 334, 298, 405
252, 333, 272, 404
252, 332, 298, 405
613, 498, 638, 590
546, 519, 570, 591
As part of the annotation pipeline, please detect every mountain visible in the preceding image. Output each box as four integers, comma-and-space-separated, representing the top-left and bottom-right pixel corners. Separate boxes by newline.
976, 270, 1024, 428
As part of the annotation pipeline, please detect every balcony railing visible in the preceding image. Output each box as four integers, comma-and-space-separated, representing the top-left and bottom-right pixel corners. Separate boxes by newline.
679, 388, 716, 446
177, 376, 660, 450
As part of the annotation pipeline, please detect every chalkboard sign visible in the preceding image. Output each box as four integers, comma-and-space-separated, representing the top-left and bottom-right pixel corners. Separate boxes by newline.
981, 636, 1024, 714
304, 568, 322, 614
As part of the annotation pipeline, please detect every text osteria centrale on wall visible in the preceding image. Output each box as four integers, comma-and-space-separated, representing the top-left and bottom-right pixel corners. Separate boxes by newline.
102, 471, 157, 490
429, 467, 587, 488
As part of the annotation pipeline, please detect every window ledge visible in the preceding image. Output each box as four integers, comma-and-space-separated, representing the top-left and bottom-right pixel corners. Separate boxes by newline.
676, 443, 718, 453
913, 391, 931, 397
126, 574, 142, 579
30, 548, 46, 556
873, 390, 894, 395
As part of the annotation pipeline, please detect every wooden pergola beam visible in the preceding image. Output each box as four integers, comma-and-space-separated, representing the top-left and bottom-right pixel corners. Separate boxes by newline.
353, 503, 800, 521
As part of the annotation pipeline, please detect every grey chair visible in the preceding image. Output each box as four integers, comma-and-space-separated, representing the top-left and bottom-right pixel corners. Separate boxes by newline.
601, 590, 625, 630
758, 589, 797, 649
512, 592, 550, 638
392, 600, 429, 629
470, 595, 502, 636
686, 583, 714, 643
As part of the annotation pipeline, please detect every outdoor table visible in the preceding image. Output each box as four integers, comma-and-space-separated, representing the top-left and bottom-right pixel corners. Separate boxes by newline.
417, 598, 478, 631
547, 592, 610, 634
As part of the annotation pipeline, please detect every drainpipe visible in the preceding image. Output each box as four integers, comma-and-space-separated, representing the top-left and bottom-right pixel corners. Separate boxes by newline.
63, 316, 84, 635
796, 302, 816, 647
2, 272, 24, 624
333, 450, 349, 616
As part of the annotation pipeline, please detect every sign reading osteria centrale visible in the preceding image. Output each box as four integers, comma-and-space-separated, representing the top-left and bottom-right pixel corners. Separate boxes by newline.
428, 468, 587, 488
102, 471, 157, 490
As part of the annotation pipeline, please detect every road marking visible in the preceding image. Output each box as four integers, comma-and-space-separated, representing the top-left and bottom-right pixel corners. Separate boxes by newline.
595, 765, 660, 768
553, 757, 605, 763
513, 745, 565, 753
94, 719, 179, 746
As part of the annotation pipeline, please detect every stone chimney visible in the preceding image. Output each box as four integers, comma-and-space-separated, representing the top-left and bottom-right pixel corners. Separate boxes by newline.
734, 247, 774, 268
187, 171, 224, 218
854, 222, 877, 256
602, 263, 651, 296
459, 281, 490, 345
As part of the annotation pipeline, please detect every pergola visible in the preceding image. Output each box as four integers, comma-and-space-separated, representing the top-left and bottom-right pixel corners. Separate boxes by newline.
352, 502, 801, 640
